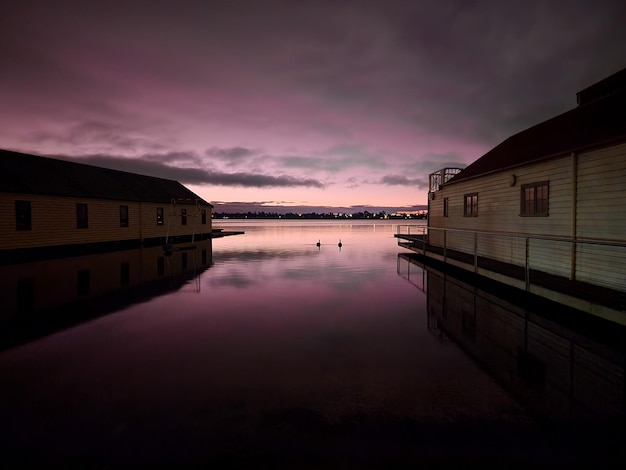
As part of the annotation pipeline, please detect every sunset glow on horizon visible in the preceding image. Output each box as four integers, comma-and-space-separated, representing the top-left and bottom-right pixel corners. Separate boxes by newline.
2, 0, 625, 213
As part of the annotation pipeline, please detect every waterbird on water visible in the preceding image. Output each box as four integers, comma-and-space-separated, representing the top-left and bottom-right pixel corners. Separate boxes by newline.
316, 240, 321, 247
338, 240, 342, 248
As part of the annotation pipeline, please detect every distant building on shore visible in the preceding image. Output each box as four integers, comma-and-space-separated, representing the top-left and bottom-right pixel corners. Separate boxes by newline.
0, 149, 213, 263
398, 67, 626, 322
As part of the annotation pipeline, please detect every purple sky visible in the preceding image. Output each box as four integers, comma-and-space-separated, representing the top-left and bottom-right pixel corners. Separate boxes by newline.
2, 1, 625, 213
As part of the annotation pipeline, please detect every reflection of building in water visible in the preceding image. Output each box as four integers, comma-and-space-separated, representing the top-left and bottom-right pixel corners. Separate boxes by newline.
398, 253, 625, 425
0, 240, 212, 346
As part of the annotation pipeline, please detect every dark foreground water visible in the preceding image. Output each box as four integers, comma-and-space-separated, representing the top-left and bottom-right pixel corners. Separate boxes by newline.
0, 220, 624, 466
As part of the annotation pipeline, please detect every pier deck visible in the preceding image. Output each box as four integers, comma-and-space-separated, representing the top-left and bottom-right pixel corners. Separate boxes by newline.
396, 234, 626, 321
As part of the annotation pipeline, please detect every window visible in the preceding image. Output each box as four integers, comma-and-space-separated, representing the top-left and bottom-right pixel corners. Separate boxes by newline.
181, 208, 187, 225
443, 197, 449, 217
463, 193, 478, 217
521, 182, 549, 216
157, 207, 164, 225
76, 203, 88, 228
201, 209, 207, 225
120, 205, 129, 227
15, 200, 32, 230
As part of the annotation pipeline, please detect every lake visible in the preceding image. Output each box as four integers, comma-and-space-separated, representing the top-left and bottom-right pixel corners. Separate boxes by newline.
0, 219, 624, 466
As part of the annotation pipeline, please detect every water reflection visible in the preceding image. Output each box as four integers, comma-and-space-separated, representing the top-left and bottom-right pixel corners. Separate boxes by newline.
0, 240, 212, 349
3, 221, 624, 465
398, 253, 626, 428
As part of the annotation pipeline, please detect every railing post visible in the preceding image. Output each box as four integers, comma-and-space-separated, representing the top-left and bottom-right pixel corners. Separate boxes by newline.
525, 237, 530, 291
423, 227, 426, 256
443, 230, 447, 263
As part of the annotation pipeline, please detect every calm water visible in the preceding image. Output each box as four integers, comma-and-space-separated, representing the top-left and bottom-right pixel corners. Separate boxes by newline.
0, 220, 624, 466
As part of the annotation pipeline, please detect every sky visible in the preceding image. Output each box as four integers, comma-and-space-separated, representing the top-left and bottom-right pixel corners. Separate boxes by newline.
2, 0, 626, 214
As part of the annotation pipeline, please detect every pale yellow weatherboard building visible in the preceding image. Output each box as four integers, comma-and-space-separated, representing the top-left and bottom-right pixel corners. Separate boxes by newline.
0, 150, 213, 260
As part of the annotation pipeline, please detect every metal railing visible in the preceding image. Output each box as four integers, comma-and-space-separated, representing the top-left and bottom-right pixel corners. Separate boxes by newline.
428, 168, 463, 193
396, 225, 626, 294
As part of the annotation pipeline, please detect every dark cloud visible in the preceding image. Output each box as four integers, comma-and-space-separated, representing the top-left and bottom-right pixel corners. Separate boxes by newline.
55, 153, 325, 188
4, 1, 625, 147
143, 151, 202, 165
387, 0, 626, 141
270, 144, 389, 173
206, 146, 258, 162
381, 175, 428, 190
278, 155, 380, 172
278, 156, 328, 170
27, 121, 167, 154
2, 0, 626, 210
213, 172, 324, 189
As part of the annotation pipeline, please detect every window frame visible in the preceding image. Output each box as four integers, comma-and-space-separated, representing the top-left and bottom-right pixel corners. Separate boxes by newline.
120, 205, 129, 227
520, 181, 549, 217
76, 203, 88, 229
463, 193, 478, 217
15, 200, 32, 231
157, 207, 164, 225
181, 208, 187, 226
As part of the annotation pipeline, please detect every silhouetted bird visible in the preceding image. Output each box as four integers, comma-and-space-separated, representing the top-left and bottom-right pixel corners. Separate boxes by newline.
338, 239, 342, 248
316, 240, 321, 247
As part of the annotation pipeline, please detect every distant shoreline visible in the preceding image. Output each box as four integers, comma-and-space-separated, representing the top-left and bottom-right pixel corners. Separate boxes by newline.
213, 212, 427, 220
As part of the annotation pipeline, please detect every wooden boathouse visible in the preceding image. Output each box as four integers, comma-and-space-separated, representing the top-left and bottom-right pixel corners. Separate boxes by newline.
397, 68, 626, 323
0, 149, 214, 263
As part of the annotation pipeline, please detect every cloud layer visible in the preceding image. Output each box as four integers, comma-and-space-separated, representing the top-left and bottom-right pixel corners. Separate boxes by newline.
2, 0, 625, 210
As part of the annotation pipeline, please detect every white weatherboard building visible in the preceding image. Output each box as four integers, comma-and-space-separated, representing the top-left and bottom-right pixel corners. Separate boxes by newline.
398, 68, 626, 323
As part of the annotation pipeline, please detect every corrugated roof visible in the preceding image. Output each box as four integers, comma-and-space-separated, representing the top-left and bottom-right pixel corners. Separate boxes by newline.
0, 149, 212, 206
447, 71, 626, 185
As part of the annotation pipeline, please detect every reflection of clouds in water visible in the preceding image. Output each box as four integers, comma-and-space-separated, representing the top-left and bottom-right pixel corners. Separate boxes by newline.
212, 246, 388, 292
209, 248, 318, 288
282, 264, 386, 291
214, 249, 319, 262
208, 273, 256, 289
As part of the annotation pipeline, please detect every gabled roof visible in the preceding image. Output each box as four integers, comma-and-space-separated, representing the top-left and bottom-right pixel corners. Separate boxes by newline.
447, 69, 626, 185
0, 149, 212, 206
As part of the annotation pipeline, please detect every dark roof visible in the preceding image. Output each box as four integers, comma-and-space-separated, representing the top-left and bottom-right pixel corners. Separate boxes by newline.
447, 69, 626, 185
577, 67, 626, 105
0, 149, 212, 206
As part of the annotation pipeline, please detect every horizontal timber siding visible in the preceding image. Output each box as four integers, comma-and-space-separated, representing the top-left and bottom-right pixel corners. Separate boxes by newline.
428, 155, 574, 271
577, 143, 626, 241
0, 193, 212, 251
425, 144, 626, 292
